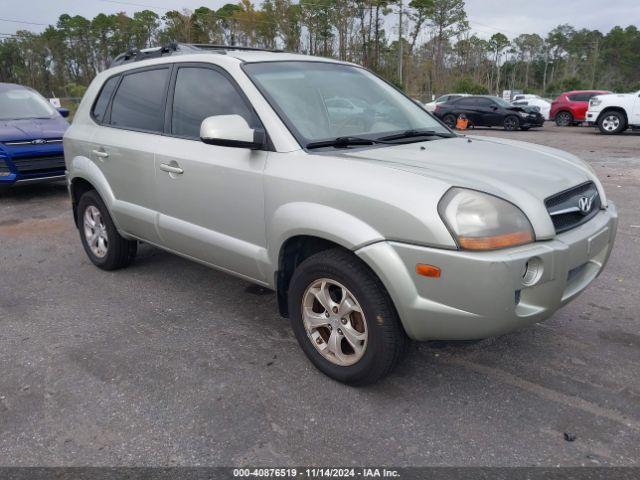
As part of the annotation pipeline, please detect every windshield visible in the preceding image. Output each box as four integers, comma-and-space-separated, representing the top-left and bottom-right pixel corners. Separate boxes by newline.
243, 61, 451, 146
493, 97, 514, 108
0, 88, 57, 120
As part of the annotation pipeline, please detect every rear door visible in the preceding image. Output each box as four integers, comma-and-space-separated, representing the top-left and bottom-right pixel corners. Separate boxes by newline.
89, 66, 171, 243
567, 93, 590, 120
153, 63, 269, 283
453, 97, 482, 125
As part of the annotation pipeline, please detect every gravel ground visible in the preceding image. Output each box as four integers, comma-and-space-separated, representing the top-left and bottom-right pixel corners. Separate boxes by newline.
0, 124, 639, 467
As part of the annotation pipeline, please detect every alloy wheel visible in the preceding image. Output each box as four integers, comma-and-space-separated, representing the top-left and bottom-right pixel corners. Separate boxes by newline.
504, 117, 519, 131
83, 205, 109, 258
301, 278, 368, 366
556, 112, 571, 126
601, 115, 620, 132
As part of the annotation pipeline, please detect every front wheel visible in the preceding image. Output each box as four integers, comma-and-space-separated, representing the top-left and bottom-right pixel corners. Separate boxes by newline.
77, 190, 137, 270
598, 111, 626, 135
288, 249, 408, 386
503, 115, 520, 131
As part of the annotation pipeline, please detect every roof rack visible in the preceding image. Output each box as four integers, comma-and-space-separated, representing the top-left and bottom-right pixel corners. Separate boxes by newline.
110, 43, 283, 67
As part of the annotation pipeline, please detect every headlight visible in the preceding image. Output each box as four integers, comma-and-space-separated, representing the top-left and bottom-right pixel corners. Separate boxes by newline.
590, 98, 602, 107
518, 111, 529, 117
438, 188, 534, 251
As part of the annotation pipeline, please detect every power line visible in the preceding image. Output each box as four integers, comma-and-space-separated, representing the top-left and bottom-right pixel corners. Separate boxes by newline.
0, 17, 49, 26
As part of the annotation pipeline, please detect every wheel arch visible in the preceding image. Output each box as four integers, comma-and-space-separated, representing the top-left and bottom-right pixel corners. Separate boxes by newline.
597, 107, 628, 125
269, 202, 385, 317
68, 156, 116, 228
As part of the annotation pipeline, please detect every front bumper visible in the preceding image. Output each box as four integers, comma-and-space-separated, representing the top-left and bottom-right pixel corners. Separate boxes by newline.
356, 203, 618, 341
521, 115, 545, 127
585, 109, 601, 125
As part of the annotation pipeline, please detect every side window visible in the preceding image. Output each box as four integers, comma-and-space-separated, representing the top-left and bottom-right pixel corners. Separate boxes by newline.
171, 67, 256, 138
91, 75, 119, 124
569, 93, 588, 102
455, 97, 477, 107
476, 98, 494, 107
110, 68, 169, 132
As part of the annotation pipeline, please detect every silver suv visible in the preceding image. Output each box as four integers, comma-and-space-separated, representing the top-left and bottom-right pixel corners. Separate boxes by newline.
64, 45, 618, 385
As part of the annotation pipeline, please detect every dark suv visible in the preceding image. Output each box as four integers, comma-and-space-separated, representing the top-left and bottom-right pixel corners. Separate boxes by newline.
435, 95, 544, 131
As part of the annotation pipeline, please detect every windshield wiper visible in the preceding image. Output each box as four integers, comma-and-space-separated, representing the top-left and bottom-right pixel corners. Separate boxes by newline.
306, 136, 379, 149
306, 129, 455, 150
376, 129, 455, 142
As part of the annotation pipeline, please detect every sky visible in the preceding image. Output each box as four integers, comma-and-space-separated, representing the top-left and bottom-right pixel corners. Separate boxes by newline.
1, 0, 639, 40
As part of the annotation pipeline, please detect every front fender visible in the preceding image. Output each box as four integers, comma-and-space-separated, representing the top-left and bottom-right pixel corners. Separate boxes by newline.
267, 201, 384, 275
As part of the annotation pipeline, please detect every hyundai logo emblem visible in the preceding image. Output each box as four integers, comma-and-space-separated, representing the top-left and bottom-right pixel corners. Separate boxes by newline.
31, 139, 47, 145
578, 196, 593, 215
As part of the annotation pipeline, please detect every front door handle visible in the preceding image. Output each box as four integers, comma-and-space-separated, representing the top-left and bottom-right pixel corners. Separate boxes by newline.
159, 163, 184, 175
92, 149, 109, 158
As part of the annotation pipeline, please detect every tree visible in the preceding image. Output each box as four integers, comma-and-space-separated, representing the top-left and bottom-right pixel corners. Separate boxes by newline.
488, 32, 509, 93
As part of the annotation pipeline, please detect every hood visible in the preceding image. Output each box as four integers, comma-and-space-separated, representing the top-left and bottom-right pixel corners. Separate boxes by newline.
515, 105, 540, 114
0, 116, 68, 143
341, 135, 605, 239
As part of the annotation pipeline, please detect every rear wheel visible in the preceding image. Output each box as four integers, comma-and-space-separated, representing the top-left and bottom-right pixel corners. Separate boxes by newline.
598, 111, 626, 135
77, 190, 137, 270
555, 111, 573, 127
288, 248, 408, 386
442, 114, 457, 129
503, 115, 520, 131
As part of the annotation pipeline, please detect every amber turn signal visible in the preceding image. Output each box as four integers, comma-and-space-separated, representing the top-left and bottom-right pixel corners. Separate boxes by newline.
416, 264, 441, 278
458, 230, 533, 251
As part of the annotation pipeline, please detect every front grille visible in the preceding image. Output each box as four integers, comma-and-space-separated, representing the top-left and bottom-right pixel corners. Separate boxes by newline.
545, 182, 601, 233
10, 155, 66, 174
3, 138, 63, 146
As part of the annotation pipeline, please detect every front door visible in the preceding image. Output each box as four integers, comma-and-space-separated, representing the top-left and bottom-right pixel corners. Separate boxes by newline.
154, 63, 269, 283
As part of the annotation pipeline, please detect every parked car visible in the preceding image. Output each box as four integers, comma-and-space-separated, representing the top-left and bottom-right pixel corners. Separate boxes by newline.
424, 93, 470, 112
65, 45, 618, 385
512, 94, 551, 120
434, 95, 545, 130
0, 83, 70, 186
586, 90, 640, 134
550, 90, 611, 127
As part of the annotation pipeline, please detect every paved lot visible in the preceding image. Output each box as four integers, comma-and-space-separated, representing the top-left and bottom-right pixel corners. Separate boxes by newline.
1, 124, 639, 466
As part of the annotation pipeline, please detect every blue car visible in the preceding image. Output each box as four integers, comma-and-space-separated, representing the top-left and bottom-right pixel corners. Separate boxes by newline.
0, 83, 69, 186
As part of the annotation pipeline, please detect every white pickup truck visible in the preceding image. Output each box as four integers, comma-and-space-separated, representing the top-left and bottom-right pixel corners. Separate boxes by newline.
586, 91, 640, 134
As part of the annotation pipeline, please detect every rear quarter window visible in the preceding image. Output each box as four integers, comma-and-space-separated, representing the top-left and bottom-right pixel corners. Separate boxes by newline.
91, 75, 120, 124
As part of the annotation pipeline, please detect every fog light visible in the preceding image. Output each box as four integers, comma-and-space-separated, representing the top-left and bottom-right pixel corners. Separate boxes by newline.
522, 257, 543, 286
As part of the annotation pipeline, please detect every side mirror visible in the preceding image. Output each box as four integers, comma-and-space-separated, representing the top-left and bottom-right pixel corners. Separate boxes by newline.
200, 115, 265, 150
57, 107, 70, 118
491, 105, 498, 111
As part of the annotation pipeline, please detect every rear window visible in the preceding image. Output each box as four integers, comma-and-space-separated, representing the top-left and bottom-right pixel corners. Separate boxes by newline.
91, 75, 119, 123
568, 93, 589, 102
109, 68, 169, 132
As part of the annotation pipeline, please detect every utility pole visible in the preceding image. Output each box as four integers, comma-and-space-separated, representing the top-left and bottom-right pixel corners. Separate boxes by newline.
398, 0, 403, 86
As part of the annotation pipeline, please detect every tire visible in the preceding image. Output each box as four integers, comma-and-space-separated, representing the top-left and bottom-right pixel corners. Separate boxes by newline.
288, 248, 409, 386
442, 114, 457, 129
77, 190, 137, 270
503, 115, 520, 131
555, 111, 573, 127
598, 111, 626, 135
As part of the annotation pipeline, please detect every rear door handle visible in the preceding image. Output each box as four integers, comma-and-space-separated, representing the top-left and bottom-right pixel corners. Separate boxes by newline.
159, 163, 184, 175
92, 149, 109, 158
